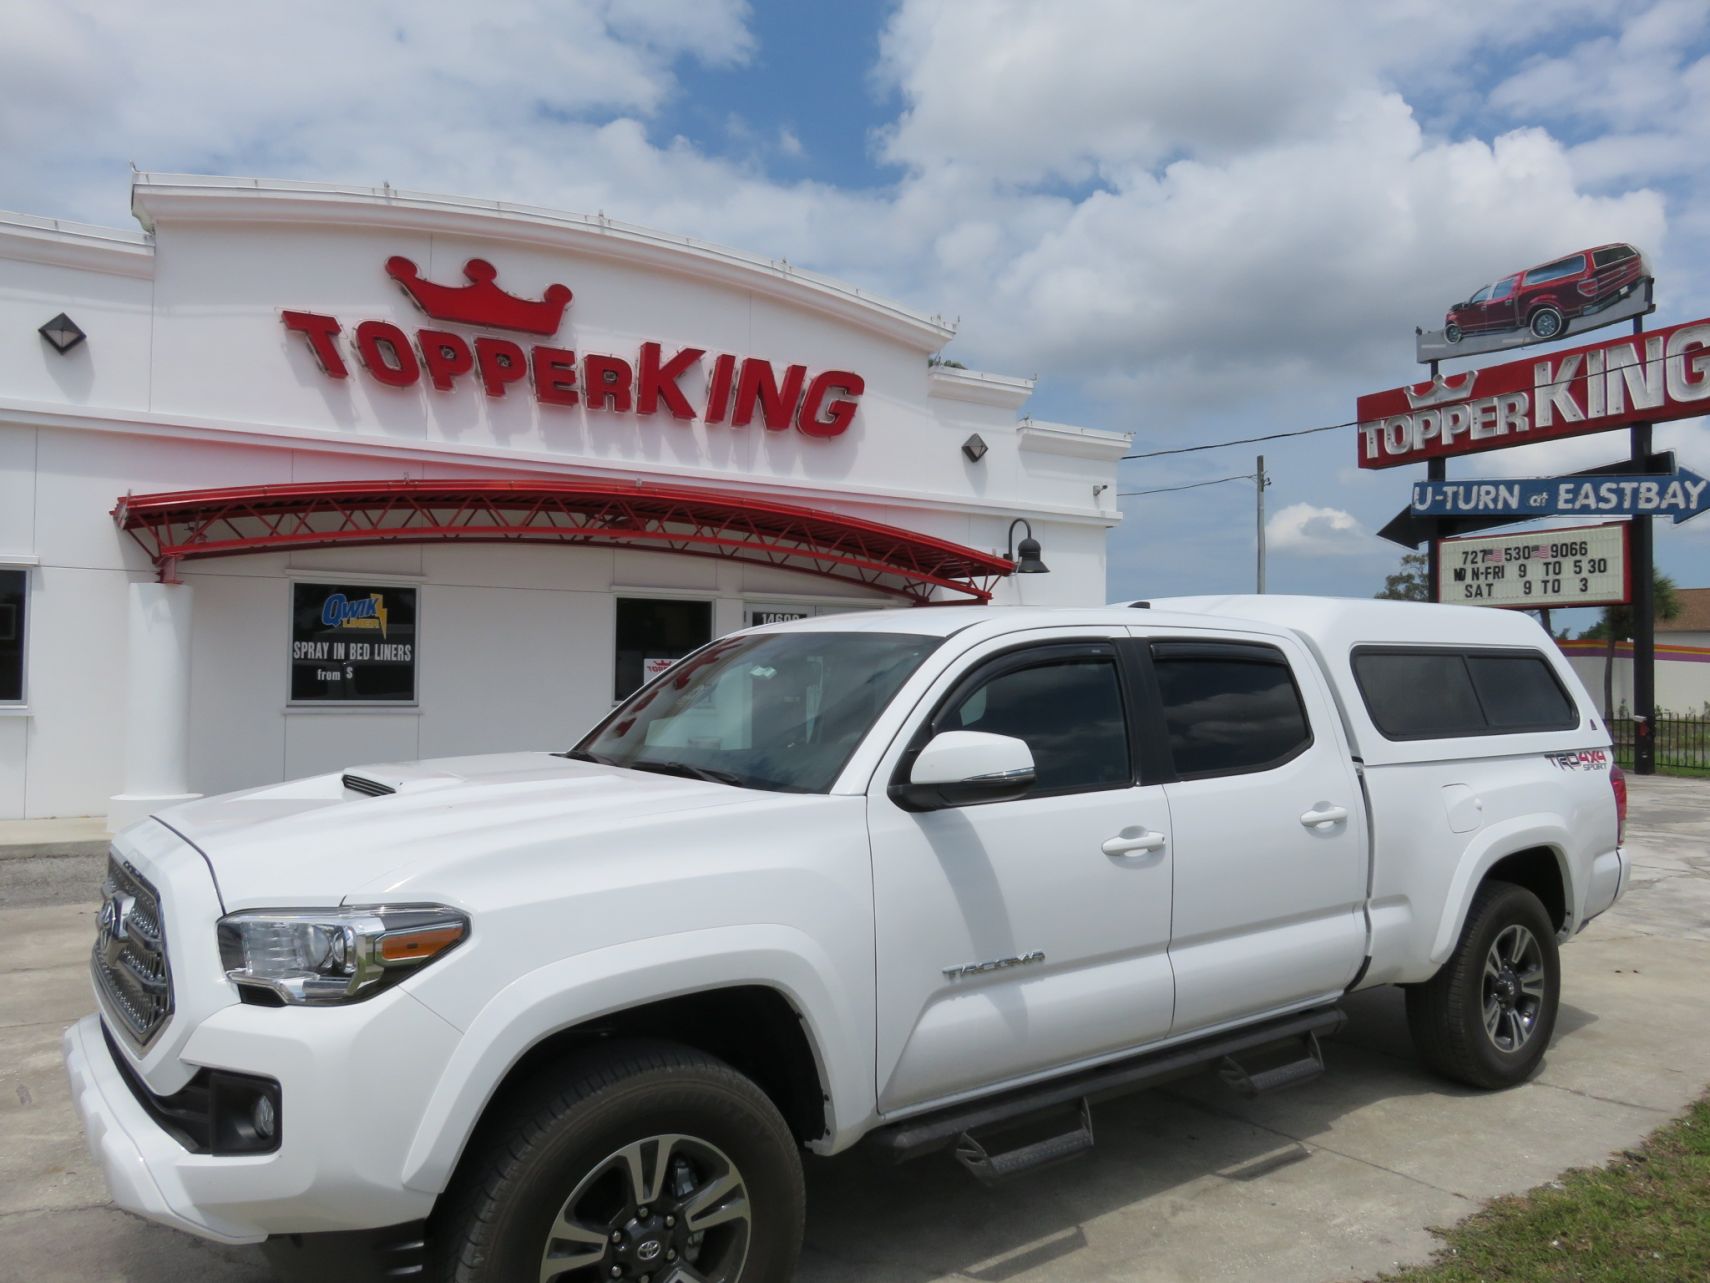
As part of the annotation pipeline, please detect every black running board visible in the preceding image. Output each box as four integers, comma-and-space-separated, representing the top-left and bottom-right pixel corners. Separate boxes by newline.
868, 1005, 1345, 1164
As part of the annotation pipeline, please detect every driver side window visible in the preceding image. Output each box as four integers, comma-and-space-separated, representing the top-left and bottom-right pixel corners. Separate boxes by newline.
943, 655, 1131, 795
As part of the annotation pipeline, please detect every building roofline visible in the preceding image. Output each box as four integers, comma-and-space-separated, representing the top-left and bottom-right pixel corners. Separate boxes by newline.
129, 172, 960, 351
0, 210, 154, 279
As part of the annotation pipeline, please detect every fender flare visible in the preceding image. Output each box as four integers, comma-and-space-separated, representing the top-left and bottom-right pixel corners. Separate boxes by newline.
1427, 816, 1574, 967
398, 925, 868, 1194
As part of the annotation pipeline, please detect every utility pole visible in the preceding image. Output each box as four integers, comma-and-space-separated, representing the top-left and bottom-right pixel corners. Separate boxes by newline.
1255, 454, 1268, 593
1631, 321, 1656, 772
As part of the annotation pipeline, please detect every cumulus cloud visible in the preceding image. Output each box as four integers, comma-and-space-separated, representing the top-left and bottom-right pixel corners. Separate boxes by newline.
1266, 503, 1380, 556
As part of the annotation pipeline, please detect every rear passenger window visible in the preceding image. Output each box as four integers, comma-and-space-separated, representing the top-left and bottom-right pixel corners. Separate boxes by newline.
1353, 648, 1578, 739
946, 657, 1130, 794
1466, 654, 1577, 730
1151, 645, 1312, 779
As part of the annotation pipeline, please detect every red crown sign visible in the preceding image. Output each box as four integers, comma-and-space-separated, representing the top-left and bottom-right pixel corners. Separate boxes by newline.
385, 256, 572, 335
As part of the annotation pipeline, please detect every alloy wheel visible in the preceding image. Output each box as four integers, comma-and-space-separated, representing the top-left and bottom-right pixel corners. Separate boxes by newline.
1481, 923, 1547, 1054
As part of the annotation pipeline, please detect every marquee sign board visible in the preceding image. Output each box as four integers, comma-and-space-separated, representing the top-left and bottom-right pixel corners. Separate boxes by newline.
1437, 523, 1629, 609
1357, 316, 1710, 469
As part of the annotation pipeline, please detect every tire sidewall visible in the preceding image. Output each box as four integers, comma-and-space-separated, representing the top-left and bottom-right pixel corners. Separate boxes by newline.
477, 1070, 802, 1283
1458, 885, 1560, 1086
1530, 306, 1564, 339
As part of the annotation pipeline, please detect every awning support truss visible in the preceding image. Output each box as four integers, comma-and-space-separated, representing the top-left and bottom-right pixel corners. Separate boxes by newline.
112, 478, 1013, 604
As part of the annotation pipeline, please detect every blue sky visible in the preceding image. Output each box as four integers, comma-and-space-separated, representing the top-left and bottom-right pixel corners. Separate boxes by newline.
4, 0, 1708, 625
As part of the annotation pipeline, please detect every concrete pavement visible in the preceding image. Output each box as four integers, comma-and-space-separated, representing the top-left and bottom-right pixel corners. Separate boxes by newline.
1, 776, 1705, 1283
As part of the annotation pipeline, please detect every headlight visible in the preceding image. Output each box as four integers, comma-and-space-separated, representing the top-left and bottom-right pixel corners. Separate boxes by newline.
217, 905, 468, 1005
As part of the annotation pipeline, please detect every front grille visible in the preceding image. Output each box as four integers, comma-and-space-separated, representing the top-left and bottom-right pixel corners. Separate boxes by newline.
91, 854, 173, 1050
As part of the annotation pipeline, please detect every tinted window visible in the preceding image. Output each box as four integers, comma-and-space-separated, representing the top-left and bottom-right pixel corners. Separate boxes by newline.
1152, 649, 1312, 778
1353, 648, 1578, 739
1593, 245, 1635, 268
1523, 255, 1586, 285
946, 657, 1129, 793
1491, 275, 1517, 300
1468, 285, 1493, 304
290, 582, 417, 703
1352, 651, 1484, 738
0, 569, 23, 702
1467, 654, 1577, 730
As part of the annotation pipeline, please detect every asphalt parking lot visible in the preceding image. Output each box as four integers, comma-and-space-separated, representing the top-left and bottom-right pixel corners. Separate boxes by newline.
2, 775, 1706, 1283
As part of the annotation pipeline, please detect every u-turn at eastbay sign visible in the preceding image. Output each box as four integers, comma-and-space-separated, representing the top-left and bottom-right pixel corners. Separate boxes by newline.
1412, 468, 1709, 524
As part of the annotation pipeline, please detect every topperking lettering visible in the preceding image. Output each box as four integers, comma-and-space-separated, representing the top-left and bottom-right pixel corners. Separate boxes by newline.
1356, 318, 1710, 468
282, 256, 866, 440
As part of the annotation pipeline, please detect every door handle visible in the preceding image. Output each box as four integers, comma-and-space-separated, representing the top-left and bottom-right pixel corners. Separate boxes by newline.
1103, 830, 1166, 857
1299, 804, 1350, 828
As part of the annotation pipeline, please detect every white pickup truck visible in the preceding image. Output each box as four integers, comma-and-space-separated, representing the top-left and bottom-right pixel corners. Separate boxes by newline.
65, 597, 1629, 1283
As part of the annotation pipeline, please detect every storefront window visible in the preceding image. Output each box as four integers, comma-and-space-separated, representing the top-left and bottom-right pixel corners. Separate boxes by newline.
615, 598, 712, 700
289, 582, 418, 703
0, 569, 24, 703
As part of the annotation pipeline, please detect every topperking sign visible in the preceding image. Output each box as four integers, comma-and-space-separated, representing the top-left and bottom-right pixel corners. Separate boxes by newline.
1357, 316, 1710, 468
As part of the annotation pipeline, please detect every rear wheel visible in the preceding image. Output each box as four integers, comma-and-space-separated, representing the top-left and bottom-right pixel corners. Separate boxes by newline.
1406, 880, 1560, 1089
1529, 305, 1565, 340
438, 1041, 804, 1283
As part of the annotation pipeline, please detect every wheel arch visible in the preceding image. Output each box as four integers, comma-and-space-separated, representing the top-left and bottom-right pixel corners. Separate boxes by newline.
399, 928, 865, 1198
1429, 822, 1574, 968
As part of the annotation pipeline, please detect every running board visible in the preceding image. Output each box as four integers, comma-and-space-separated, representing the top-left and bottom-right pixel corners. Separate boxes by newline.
1218, 1031, 1326, 1097
869, 1005, 1345, 1165
955, 1098, 1095, 1184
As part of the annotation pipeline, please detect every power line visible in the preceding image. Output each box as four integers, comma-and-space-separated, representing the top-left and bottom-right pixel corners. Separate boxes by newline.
1119, 345, 1671, 462
1119, 472, 1257, 498
1122, 420, 1353, 461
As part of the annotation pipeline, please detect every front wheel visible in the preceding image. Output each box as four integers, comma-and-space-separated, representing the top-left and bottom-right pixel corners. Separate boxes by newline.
438, 1041, 805, 1283
1444, 323, 1463, 343
1406, 880, 1560, 1089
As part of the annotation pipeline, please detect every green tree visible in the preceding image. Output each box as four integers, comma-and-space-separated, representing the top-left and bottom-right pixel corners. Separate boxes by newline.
1375, 551, 1430, 601
1580, 569, 1682, 721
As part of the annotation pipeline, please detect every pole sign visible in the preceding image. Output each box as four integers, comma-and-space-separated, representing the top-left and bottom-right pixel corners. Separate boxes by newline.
1438, 523, 1629, 609
1412, 467, 1709, 524
1357, 316, 1710, 469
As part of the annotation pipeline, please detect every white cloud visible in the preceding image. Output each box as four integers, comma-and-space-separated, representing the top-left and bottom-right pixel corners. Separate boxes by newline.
1266, 502, 1381, 556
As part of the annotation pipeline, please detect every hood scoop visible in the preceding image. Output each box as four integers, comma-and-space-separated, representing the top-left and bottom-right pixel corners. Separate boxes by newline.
342, 773, 396, 798
338, 761, 470, 799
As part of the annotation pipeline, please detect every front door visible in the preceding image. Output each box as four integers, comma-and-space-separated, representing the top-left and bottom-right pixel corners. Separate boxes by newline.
867, 633, 1175, 1113
1138, 631, 1368, 1034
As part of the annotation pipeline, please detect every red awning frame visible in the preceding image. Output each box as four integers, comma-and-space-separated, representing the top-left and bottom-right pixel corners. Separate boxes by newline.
111, 478, 1013, 604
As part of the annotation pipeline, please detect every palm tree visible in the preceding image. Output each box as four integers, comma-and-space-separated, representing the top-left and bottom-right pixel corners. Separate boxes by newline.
1580, 570, 1681, 721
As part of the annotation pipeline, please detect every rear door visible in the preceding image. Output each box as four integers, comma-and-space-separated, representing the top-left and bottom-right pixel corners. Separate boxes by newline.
867, 631, 1176, 1112
1134, 630, 1368, 1034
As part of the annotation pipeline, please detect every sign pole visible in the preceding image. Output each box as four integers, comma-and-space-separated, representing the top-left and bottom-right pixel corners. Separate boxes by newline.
1631, 323, 1656, 773
1424, 359, 1444, 601
1255, 454, 1267, 593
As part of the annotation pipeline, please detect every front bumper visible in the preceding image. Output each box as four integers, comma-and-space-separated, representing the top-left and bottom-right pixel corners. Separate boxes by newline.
64, 990, 457, 1244
64, 1013, 260, 1244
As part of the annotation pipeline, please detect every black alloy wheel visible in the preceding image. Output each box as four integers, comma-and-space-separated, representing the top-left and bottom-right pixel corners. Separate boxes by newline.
1529, 306, 1565, 340
1444, 323, 1463, 344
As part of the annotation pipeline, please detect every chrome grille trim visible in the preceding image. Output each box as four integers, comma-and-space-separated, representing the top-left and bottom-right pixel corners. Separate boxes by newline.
91, 854, 174, 1050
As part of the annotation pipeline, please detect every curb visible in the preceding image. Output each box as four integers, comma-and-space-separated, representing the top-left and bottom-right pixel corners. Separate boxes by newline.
0, 842, 111, 861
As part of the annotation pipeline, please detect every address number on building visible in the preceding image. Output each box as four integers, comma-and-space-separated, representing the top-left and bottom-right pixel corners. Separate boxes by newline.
1437, 523, 1629, 609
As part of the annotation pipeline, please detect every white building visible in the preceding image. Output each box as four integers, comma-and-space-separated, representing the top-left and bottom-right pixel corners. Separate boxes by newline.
0, 174, 1128, 824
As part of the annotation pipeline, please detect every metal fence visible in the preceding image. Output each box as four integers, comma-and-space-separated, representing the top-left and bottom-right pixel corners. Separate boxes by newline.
1609, 714, 1710, 774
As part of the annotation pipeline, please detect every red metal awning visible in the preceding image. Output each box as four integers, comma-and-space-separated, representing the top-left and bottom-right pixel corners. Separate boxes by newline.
112, 478, 1012, 604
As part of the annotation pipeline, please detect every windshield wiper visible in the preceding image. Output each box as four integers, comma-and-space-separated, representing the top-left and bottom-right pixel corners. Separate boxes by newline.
628, 760, 747, 788
557, 748, 615, 765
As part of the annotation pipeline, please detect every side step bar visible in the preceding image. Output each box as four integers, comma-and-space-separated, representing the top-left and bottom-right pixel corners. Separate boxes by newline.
955, 1098, 1096, 1183
868, 1005, 1345, 1166
1219, 1031, 1327, 1097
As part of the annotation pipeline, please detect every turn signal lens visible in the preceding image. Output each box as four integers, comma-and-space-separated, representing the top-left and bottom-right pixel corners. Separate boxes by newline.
218, 904, 469, 1005
378, 922, 467, 964
1610, 764, 1628, 845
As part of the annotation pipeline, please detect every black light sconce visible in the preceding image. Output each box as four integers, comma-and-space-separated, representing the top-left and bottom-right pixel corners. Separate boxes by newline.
961, 433, 988, 463
39, 313, 87, 354
1005, 518, 1049, 574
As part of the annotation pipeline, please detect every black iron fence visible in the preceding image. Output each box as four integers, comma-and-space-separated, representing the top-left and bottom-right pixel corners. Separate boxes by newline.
1608, 714, 1710, 774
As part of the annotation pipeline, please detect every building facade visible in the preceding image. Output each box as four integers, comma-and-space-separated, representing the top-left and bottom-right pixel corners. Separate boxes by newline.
0, 175, 1127, 823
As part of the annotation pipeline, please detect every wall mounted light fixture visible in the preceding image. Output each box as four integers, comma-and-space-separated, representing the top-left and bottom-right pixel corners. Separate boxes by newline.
1006, 518, 1049, 574
39, 313, 87, 354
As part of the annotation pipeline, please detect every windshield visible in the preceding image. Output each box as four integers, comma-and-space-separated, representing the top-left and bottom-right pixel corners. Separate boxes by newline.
571, 630, 942, 793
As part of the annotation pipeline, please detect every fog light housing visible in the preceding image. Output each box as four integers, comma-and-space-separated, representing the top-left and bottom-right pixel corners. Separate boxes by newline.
208, 1071, 283, 1155
253, 1093, 277, 1140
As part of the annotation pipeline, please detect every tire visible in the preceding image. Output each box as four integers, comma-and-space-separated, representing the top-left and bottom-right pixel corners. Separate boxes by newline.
437, 1041, 805, 1283
1444, 323, 1463, 344
1406, 880, 1560, 1090
1529, 306, 1565, 340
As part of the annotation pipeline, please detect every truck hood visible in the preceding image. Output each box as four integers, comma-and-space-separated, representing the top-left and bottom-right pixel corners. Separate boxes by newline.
153, 752, 758, 909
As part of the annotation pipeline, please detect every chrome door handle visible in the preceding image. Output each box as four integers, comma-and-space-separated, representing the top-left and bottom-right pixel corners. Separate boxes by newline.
1103, 830, 1166, 857
1299, 805, 1350, 828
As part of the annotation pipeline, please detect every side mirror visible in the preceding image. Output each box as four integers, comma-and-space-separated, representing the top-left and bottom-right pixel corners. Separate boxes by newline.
890, 731, 1036, 812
